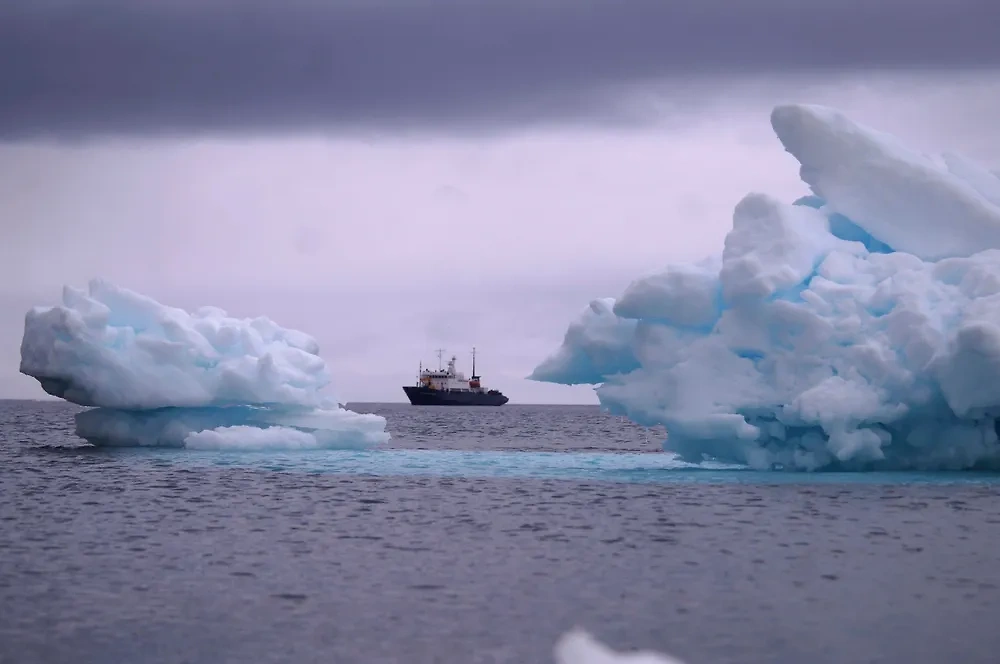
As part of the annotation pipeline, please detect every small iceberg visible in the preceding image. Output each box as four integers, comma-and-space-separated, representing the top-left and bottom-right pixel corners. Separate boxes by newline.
20, 279, 389, 450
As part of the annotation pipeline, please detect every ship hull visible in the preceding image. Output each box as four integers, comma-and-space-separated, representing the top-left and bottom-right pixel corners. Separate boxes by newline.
402, 386, 509, 406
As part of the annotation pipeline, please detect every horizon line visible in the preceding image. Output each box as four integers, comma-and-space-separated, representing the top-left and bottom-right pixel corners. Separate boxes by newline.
0, 397, 604, 408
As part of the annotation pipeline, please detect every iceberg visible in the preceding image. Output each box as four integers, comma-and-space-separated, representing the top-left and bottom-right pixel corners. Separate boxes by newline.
19, 280, 389, 449
532, 104, 1000, 471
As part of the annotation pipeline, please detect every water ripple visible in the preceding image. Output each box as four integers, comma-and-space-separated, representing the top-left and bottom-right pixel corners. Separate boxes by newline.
2, 400, 1000, 664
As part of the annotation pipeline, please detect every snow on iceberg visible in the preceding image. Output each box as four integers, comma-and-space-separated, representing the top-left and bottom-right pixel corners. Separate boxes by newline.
531, 104, 1000, 471
19, 280, 389, 449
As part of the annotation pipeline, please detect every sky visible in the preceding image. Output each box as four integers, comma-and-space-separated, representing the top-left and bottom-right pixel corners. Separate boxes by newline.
2, 0, 1000, 404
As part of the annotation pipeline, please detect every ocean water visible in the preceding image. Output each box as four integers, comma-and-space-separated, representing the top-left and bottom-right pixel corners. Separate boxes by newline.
2, 401, 1000, 664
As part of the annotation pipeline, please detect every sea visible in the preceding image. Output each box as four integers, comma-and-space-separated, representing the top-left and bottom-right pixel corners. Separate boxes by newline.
2, 400, 1000, 664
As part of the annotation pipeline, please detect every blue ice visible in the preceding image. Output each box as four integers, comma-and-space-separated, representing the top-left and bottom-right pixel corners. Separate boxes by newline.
532, 104, 1000, 471
19, 280, 389, 449
101, 448, 1000, 486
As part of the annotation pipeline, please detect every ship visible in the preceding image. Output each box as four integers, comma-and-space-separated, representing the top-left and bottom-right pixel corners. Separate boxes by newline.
403, 348, 509, 406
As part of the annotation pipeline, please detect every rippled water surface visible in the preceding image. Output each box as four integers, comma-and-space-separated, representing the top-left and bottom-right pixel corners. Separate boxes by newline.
2, 400, 1000, 664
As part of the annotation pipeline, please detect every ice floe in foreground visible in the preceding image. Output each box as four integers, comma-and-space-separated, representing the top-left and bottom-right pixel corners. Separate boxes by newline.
555, 629, 685, 664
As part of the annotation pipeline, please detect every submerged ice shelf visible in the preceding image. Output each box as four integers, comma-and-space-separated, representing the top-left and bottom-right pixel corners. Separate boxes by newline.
107, 448, 1000, 486
533, 103, 1000, 472
150, 448, 741, 480
19, 280, 389, 449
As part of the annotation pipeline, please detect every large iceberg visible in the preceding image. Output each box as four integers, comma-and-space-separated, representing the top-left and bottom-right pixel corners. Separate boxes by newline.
532, 104, 1000, 471
20, 280, 389, 449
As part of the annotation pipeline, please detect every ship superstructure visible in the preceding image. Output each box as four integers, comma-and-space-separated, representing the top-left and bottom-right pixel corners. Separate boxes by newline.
402, 348, 509, 406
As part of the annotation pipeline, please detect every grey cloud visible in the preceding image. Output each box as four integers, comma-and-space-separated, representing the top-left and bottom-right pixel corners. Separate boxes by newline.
1, 0, 998, 139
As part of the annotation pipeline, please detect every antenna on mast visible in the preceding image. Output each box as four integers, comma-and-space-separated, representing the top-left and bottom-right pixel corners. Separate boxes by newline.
471, 346, 477, 379
435, 348, 445, 370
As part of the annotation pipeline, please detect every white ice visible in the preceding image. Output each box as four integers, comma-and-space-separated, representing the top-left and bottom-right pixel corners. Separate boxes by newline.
21, 279, 332, 409
73, 405, 388, 450
532, 104, 1000, 471
554, 629, 686, 664
20, 280, 389, 449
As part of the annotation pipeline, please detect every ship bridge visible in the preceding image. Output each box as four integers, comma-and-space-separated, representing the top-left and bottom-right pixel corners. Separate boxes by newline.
416, 349, 484, 392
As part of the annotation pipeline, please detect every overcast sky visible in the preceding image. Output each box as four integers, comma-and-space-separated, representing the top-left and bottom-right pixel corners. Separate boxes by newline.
2, 0, 1000, 404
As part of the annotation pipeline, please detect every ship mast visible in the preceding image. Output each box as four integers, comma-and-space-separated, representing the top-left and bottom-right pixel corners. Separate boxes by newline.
471, 346, 478, 379
435, 348, 445, 370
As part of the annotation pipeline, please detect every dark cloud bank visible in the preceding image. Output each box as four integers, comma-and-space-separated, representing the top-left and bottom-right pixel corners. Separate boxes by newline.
1, 0, 997, 138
